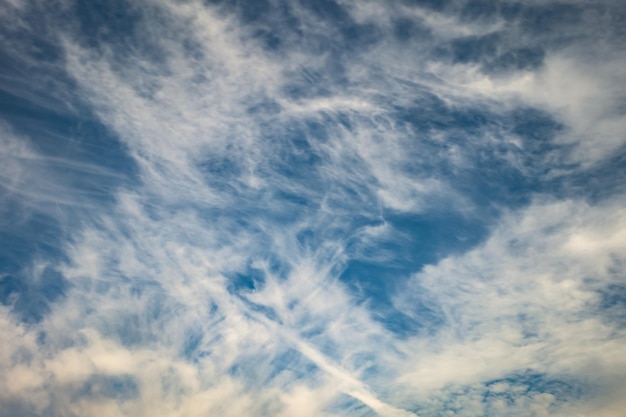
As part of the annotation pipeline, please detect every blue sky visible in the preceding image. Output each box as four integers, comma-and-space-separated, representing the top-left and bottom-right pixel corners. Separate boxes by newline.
1, 0, 625, 416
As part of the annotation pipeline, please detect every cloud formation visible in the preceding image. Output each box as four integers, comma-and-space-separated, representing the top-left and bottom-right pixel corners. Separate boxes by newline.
1, 0, 625, 416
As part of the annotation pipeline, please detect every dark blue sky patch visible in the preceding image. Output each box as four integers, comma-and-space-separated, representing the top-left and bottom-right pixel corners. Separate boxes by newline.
0, 275, 26, 307
74, 0, 175, 82
447, 32, 501, 65
179, 35, 208, 62
429, 2, 618, 78
384, 210, 489, 265
198, 152, 245, 193
226, 261, 269, 295
402, 0, 452, 13
74, 0, 143, 51
516, 3, 583, 37
295, 227, 318, 251
0, 2, 65, 67
0, 267, 67, 324
498, 1, 523, 22
598, 284, 626, 327
606, 6, 626, 43
302, 0, 350, 25
342, 209, 489, 273
0, 209, 68, 275
0, 88, 138, 190
393, 90, 499, 136
393, 91, 459, 131
3, 34, 61, 66
393, 18, 430, 43
231, 0, 273, 24
419, 105, 566, 210
345, 210, 489, 271
225, 258, 282, 303
252, 27, 283, 51
228, 271, 259, 293
226, 0, 302, 52
458, 0, 586, 36
338, 208, 489, 336
460, 0, 500, 21
217, 0, 374, 61
341, 22, 383, 52
450, 158, 535, 210
509, 107, 563, 144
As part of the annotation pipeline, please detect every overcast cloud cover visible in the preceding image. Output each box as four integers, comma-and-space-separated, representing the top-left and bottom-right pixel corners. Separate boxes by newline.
1, 0, 626, 416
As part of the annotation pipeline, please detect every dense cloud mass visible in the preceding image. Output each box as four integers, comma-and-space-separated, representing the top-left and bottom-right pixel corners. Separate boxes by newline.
1, 0, 625, 416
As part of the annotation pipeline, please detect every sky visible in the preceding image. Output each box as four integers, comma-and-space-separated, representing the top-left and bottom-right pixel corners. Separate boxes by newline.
1, 0, 626, 416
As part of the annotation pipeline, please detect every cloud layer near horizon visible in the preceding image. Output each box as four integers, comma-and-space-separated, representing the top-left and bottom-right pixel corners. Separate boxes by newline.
1, 0, 625, 416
